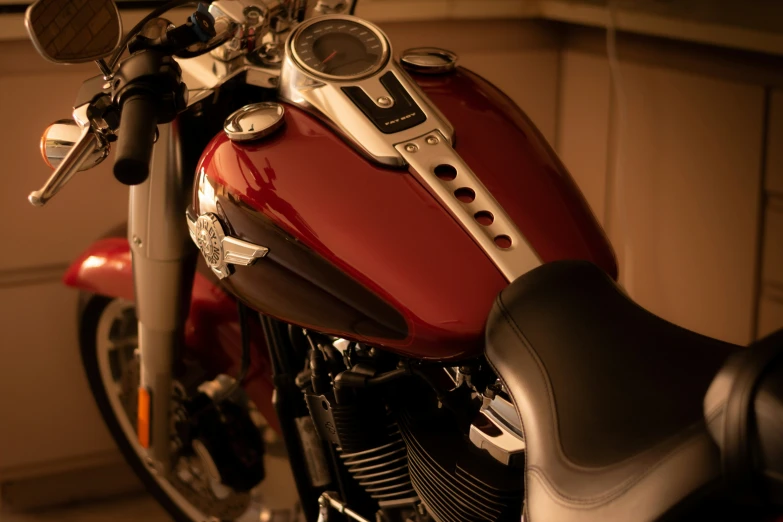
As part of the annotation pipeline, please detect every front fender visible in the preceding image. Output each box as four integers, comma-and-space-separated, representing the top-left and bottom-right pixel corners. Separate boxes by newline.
64, 239, 280, 431
64, 238, 135, 300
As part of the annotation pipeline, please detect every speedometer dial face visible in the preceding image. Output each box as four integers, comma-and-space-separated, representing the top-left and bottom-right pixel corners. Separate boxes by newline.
291, 18, 389, 81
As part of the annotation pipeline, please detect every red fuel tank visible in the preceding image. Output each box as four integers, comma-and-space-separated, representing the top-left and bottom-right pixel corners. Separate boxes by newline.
194, 67, 616, 362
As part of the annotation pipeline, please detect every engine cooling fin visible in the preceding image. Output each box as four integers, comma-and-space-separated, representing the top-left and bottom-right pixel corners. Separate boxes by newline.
332, 400, 419, 507
338, 418, 418, 506
397, 407, 524, 522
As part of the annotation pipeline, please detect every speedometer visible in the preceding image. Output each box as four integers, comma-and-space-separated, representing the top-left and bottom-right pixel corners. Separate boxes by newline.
290, 17, 390, 81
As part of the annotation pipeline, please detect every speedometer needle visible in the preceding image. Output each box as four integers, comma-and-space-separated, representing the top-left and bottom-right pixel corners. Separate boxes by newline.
322, 50, 338, 64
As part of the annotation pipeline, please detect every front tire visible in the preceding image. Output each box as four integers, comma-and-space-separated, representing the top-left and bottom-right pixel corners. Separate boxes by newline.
78, 294, 284, 522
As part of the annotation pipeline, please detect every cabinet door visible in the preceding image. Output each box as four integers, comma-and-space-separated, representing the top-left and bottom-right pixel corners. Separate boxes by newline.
759, 295, 783, 338
758, 197, 783, 339
556, 50, 613, 224
765, 90, 783, 197
758, 89, 783, 339
0, 46, 129, 273
605, 62, 765, 345
0, 283, 116, 480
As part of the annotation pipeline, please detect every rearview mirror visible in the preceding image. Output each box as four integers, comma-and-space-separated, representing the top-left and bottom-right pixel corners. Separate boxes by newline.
25, 0, 122, 64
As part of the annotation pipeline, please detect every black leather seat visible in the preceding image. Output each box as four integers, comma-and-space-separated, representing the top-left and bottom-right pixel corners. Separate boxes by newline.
485, 260, 738, 522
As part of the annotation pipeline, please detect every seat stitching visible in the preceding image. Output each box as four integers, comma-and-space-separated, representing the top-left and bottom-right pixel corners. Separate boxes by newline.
488, 267, 728, 521
495, 291, 562, 452
525, 426, 713, 506
486, 295, 531, 512
496, 289, 616, 473
496, 281, 726, 473
492, 290, 566, 522
704, 400, 726, 423
494, 292, 716, 506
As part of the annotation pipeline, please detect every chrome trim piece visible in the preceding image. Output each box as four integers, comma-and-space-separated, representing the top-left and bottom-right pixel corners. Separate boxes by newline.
40, 119, 109, 171
279, 15, 454, 167
469, 412, 526, 467
224, 236, 270, 265
313, 0, 353, 16
211, 0, 271, 26
469, 395, 526, 467
400, 47, 458, 75
208, 0, 285, 62
332, 338, 351, 355
178, 52, 280, 108
177, 1, 287, 106
28, 104, 101, 207
486, 392, 523, 435
317, 492, 372, 522
224, 102, 286, 141
289, 15, 391, 82
186, 210, 269, 279
396, 131, 541, 282
194, 168, 219, 216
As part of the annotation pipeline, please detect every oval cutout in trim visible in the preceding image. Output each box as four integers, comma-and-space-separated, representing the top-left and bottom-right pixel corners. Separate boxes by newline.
434, 164, 457, 181
454, 187, 476, 203
475, 211, 494, 226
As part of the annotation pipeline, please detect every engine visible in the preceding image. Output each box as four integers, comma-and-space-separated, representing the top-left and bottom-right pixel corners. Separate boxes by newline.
295, 334, 525, 522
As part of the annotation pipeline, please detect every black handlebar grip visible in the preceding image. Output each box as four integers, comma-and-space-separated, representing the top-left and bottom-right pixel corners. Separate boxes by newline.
113, 94, 158, 185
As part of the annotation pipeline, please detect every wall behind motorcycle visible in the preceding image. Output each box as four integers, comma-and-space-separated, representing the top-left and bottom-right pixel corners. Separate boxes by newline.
555, 25, 783, 346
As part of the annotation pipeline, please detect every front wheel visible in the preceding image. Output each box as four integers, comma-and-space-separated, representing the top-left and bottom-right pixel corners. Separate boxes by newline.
78, 294, 297, 521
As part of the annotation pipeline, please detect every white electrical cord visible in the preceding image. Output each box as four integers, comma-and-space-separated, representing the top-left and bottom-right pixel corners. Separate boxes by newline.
606, 0, 634, 294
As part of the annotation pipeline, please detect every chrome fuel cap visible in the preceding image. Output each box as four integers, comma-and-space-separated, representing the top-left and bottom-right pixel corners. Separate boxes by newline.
400, 47, 458, 75
224, 102, 286, 142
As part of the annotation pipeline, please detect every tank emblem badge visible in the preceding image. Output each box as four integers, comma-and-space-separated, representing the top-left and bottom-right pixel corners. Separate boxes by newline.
186, 209, 269, 279
194, 214, 225, 269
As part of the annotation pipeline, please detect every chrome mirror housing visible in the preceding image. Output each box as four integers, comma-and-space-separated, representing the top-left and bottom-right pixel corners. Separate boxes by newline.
25, 0, 122, 64
40, 120, 109, 171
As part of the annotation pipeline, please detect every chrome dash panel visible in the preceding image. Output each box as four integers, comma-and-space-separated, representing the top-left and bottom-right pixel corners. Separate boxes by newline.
279, 15, 454, 167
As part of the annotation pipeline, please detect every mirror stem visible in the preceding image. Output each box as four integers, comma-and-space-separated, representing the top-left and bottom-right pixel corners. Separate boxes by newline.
96, 58, 114, 80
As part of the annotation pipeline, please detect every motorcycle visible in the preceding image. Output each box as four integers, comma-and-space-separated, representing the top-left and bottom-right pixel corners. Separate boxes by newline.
23, 0, 783, 520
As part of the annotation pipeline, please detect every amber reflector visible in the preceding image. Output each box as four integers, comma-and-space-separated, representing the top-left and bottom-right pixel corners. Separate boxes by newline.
137, 387, 152, 449
40, 125, 55, 169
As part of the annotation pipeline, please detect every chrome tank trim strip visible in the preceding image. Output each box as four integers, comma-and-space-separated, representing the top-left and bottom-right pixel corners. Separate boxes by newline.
396, 131, 541, 282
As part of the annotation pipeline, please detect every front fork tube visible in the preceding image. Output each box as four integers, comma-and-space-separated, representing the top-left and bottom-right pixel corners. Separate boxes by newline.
129, 121, 195, 474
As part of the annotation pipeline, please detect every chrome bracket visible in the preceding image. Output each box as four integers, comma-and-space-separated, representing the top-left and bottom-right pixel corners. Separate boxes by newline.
469, 395, 526, 467
317, 492, 371, 522
186, 209, 269, 279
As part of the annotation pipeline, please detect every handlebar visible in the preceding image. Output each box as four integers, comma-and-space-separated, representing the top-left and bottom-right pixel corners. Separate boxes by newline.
28, 3, 211, 206
113, 93, 159, 185
28, 125, 99, 207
